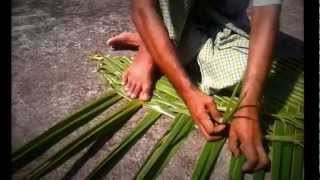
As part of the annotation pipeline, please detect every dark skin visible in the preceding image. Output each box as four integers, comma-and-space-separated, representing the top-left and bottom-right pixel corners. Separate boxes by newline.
108, 0, 280, 172
229, 6, 280, 171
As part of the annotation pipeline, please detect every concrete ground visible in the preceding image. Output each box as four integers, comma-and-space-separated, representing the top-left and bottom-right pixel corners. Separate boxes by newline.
12, 0, 303, 179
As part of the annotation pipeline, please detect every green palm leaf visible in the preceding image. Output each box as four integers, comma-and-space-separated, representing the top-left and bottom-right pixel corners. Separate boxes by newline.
290, 144, 303, 180
12, 91, 122, 172
11, 53, 304, 179
26, 101, 142, 179
91, 54, 304, 179
134, 113, 194, 180
86, 110, 161, 179
191, 139, 226, 180
271, 120, 284, 180
191, 81, 243, 180
279, 125, 295, 179
228, 155, 246, 180
252, 170, 265, 180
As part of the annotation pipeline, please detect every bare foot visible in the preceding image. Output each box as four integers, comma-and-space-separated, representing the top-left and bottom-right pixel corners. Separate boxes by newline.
107, 32, 159, 101
107, 32, 141, 50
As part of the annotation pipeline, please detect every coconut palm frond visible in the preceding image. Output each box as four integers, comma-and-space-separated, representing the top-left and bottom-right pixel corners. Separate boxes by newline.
12, 91, 122, 172
229, 155, 246, 180
191, 81, 243, 180
11, 53, 303, 179
134, 114, 193, 180
91, 54, 304, 179
191, 139, 226, 180
27, 101, 142, 179
290, 143, 304, 180
252, 170, 265, 180
86, 110, 161, 179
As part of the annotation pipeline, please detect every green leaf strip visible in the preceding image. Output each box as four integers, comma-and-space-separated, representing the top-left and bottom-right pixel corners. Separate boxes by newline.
86, 110, 161, 179
12, 91, 121, 172
27, 101, 142, 179
191, 139, 226, 180
134, 114, 193, 180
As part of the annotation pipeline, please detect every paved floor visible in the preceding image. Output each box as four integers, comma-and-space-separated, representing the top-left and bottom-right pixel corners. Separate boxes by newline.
12, 0, 303, 179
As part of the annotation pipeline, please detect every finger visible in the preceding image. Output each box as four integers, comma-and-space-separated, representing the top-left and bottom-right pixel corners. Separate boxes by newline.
240, 143, 259, 172
255, 143, 269, 171
198, 113, 226, 135
213, 124, 227, 134
228, 129, 240, 157
198, 123, 223, 141
206, 103, 223, 123
197, 112, 215, 134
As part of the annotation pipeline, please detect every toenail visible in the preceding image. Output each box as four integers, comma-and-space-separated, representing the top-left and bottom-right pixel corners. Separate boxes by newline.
141, 93, 150, 101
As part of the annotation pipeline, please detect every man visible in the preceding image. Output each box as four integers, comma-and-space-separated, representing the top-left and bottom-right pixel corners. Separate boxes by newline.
107, 0, 281, 172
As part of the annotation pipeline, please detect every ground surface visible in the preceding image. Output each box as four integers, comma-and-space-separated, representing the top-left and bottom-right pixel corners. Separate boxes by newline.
12, 0, 303, 179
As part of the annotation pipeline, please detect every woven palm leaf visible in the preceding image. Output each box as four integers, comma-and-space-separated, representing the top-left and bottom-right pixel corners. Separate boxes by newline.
12, 53, 303, 180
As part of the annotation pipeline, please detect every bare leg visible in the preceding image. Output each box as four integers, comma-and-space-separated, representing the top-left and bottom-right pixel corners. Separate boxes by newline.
107, 32, 160, 101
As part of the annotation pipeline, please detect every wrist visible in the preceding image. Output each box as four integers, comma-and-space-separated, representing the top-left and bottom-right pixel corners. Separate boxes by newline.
179, 84, 198, 100
240, 97, 261, 109
240, 85, 262, 107
234, 103, 260, 121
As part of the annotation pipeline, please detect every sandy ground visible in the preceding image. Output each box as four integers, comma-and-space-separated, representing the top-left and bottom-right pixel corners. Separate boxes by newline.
12, 0, 303, 179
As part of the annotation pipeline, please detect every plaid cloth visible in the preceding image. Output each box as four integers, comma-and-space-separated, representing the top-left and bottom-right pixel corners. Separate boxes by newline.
156, 0, 280, 95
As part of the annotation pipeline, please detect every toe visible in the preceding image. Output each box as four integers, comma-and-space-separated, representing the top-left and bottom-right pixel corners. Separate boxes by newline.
107, 32, 139, 50
131, 84, 142, 99
140, 93, 150, 101
106, 38, 113, 46
122, 71, 129, 86
139, 85, 152, 101
128, 83, 137, 98
107, 32, 127, 46
125, 81, 133, 95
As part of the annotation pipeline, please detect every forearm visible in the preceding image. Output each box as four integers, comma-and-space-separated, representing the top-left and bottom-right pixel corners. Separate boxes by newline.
241, 5, 281, 107
130, 0, 196, 99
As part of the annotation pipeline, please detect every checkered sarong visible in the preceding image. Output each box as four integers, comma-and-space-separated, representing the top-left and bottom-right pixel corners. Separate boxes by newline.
157, 0, 250, 95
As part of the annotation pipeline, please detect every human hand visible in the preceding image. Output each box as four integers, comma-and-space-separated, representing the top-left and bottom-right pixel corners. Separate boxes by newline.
228, 106, 269, 172
183, 88, 227, 141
